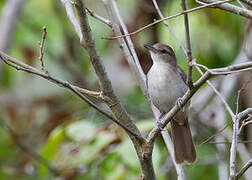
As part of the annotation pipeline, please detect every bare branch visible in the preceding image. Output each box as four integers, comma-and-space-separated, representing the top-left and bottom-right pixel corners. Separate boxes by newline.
194, 61, 235, 118
230, 108, 252, 179
72, 0, 143, 140
109, 0, 148, 96
151, 0, 187, 55
61, 0, 82, 39
199, 0, 252, 19
199, 124, 229, 145
86, 7, 112, 27
38, 26, 48, 74
236, 159, 252, 179
0, 51, 144, 139
103, 0, 234, 40
181, 0, 194, 89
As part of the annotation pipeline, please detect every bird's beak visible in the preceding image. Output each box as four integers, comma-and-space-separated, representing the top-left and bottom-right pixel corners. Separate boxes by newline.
144, 44, 158, 53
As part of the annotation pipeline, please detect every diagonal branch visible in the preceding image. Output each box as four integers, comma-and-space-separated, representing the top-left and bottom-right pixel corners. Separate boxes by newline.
151, 0, 187, 56
236, 159, 252, 179
199, 0, 252, 19
103, 0, 235, 40
0, 51, 143, 139
109, 0, 147, 96
72, 0, 143, 139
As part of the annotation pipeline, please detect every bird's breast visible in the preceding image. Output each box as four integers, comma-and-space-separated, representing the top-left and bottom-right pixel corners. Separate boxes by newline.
147, 63, 187, 113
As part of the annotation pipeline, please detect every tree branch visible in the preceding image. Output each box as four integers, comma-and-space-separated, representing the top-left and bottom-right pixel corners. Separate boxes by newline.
181, 0, 194, 89
199, 0, 252, 19
72, 0, 142, 140
103, 0, 234, 40
236, 159, 252, 179
230, 108, 252, 179
151, 0, 187, 56
0, 51, 143, 139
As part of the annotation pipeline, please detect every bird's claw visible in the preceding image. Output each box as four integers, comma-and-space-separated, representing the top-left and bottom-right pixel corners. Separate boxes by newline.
176, 97, 185, 112
157, 114, 165, 131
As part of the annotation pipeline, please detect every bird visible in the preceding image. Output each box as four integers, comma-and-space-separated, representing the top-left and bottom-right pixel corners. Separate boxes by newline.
144, 43, 196, 164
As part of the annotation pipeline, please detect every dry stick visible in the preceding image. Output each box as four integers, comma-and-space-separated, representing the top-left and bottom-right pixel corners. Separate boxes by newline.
236, 159, 252, 179
0, 52, 143, 140
103, 0, 234, 40
199, 124, 229, 146
109, 0, 147, 96
230, 85, 249, 180
85, 7, 112, 27
240, 0, 252, 7
152, 0, 187, 56
38, 26, 48, 74
207, 140, 252, 144
181, 0, 194, 89
229, 103, 252, 180
0, 116, 59, 176
239, 117, 252, 134
230, 85, 251, 179
194, 61, 235, 118
200, 0, 252, 19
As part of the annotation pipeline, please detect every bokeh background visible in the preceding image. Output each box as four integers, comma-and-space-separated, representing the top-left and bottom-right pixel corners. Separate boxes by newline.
0, 0, 251, 179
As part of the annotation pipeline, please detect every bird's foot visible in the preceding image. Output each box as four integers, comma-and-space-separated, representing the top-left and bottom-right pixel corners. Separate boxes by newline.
157, 114, 165, 131
176, 97, 185, 112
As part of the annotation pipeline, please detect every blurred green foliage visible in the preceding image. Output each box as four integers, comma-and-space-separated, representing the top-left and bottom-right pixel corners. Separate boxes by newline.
0, 0, 246, 179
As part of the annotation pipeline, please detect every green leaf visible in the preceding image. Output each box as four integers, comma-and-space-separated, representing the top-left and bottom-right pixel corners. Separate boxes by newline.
39, 126, 65, 178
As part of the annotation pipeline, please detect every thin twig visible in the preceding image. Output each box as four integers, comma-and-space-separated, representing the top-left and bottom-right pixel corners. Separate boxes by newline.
199, 0, 252, 19
151, 0, 187, 55
236, 159, 252, 179
38, 26, 48, 74
239, 116, 252, 134
0, 51, 143, 139
199, 124, 229, 146
109, 0, 147, 96
86, 7, 112, 27
194, 61, 235, 118
181, 0, 194, 89
103, 0, 234, 40
206, 140, 252, 144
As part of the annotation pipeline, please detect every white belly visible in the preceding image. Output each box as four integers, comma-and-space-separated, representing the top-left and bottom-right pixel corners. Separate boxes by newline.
147, 62, 187, 113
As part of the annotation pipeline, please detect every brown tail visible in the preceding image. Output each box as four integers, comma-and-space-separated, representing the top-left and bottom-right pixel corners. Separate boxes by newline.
171, 118, 196, 164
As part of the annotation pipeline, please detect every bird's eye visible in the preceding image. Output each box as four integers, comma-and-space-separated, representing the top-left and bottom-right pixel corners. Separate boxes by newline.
160, 49, 167, 53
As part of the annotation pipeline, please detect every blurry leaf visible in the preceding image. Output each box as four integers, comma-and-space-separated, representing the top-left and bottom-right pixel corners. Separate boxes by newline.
116, 138, 139, 170
66, 120, 96, 141
73, 132, 116, 164
39, 126, 65, 178
136, 119, 154, 131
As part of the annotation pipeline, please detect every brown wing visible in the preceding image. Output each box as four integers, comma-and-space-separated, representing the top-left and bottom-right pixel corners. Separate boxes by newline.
176, 65, 187, 85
